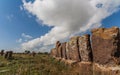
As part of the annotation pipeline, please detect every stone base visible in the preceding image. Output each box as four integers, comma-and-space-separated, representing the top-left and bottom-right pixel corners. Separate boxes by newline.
93, 63, 120, 75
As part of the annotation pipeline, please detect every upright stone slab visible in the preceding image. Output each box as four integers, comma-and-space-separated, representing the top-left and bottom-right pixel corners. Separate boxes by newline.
66, 42, 70, 59
68, 36, 80, 61
61, 42, 67, 59
58, 44, 62, 58
55, 41, 61, 57
78, 34, 92, 62
4, 51, 13, 59
1, 50, 4, 56
50, 48, 57, 57
91, 27, 120, 65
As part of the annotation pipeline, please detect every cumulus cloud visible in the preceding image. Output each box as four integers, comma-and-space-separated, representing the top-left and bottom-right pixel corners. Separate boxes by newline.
16, 38, 22, 43
21, 0, 120, 52
16, 33, 33, 43
22, 33, 33, 39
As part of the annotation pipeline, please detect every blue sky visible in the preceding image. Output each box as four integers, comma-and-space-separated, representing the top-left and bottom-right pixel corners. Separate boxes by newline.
0, 0, 52, 50
0, 0, 120, 52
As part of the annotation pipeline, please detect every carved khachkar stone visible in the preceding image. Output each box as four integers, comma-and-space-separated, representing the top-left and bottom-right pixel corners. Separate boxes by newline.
56, 41, 61, 57
50, 48, 57, 57
61, 42, 67, 59
78, 34, 93, 62
68, 36, 81, 61
91, 27, 120, 65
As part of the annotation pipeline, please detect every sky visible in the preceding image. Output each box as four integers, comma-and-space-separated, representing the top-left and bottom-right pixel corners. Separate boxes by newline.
0, 0, 120, 52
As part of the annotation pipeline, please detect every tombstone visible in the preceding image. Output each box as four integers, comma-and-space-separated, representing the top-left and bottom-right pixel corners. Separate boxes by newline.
4, 51, 13, 59
8, 51, 13, 59
68, 36, 81, 61
78, 34, 93, 62
4, 51, 9, 59
50, 48, 57, 57
57, 44, 62, 58
1, 50, 4, 56
32, 51, 36, 57
55, 41, 61, 57
66, 42, 70, 59
91, 27, 120, 65
61, 42, 67, 59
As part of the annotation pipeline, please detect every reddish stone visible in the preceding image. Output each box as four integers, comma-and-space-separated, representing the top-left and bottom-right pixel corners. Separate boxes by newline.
66, 42, 70, 59
68, 36, 81, 61
50, 48, 57, 57
91, 27, 120, 65
55, 41, 61, 57
61, 42, 67, 59
78, 34, 92, 62
58, 44, 62, 58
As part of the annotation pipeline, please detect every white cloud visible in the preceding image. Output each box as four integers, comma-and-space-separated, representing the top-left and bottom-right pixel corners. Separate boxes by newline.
20, 5, 23, 10
22, 33, 33, 39
16, 33, 33, 44
16, 38, 22, 43
21, 0, 120, 52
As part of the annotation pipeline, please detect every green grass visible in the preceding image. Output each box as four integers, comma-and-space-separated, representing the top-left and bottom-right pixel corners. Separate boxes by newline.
0, 53, 73, 75
0, 54, 120, 75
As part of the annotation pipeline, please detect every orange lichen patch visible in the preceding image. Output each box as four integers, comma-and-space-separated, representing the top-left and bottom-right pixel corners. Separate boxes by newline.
91, 27, 119, 39
93, 63, 120, 75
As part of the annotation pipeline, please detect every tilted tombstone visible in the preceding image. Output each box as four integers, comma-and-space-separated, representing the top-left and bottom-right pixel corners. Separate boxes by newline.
91, 27, 120, 65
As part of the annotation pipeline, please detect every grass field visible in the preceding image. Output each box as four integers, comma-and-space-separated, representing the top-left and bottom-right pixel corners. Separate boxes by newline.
0, 53, 120, 75
0, 53, 74, 75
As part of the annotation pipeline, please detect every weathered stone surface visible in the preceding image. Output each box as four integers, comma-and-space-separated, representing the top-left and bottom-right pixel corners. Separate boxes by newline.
57, 44, 62, 58
55, 41, 61, 57
78, 34, 92, 62
61, 42, 67, 59
68, 36, 80, 61
50, 48, 57, 57
93, 63, 120, 75
66, 42, 70, 59
73, 62, 93, 75
4, 51, 13, 59
91, 27, 120, 65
